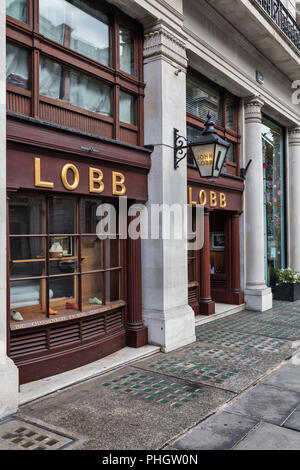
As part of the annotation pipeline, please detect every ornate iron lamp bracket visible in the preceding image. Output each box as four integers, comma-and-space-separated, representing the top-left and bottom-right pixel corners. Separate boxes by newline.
174, 129, 189, 170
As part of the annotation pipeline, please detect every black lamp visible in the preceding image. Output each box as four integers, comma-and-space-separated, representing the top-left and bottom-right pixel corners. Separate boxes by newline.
174, 113, 231, 178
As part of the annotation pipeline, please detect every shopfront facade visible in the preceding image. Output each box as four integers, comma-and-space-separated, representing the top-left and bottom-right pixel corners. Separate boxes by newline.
5, 0, 150, 385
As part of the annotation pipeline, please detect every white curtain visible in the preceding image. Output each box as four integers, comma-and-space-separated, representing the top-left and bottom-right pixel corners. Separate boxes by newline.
120, 91, 135, 125
70, 70, 111, 116
120, 27, 134, 75
6, 0, 27, 22
6, 43, 29, 89
39, 57, 62, 99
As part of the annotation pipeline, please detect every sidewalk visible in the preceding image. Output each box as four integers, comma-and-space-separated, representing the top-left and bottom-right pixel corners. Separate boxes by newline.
1, 300, 300, 450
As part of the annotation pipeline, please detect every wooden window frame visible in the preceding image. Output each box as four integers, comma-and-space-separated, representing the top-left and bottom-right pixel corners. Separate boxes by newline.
8, 192, 126, 328
6, 0, 145, 146
187, 68, 241, 177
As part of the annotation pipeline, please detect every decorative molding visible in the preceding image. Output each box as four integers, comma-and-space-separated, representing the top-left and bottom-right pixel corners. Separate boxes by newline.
288, 126, 300, 146
244, 96, 264, 123
143, 22, 187, 68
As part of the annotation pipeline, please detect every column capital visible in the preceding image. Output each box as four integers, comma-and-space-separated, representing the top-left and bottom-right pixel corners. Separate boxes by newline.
288, 127, 300, 146
244, 96, 264, 123
143, 20, 187, 69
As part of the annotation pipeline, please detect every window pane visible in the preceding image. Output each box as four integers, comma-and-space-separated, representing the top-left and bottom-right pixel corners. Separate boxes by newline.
9, 196, 46, 234
10, 279, 47, 322
81, 200, 102, 233
49, 197, 77, 234
120, 91, 136, 125
40, 56, 112, 116
226, 94, 237, 131
50, 275, 78, 314
106, 270, 121, 302
226, 144, 236, 163
82, 273, 104, 310
81, 236, 103, 272
105, 239, 120, 268
10, 237, 46, 279
262, 118, 286, 286
6, 43, 29, 90
120, 25, 135, 75
49, 236, 78, 275
39, 0, 110, 66
187, 74, 222, 127
6, 0, 28, 23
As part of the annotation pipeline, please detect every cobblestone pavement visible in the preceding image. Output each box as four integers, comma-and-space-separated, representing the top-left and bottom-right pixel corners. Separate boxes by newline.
1, 300, 300, 450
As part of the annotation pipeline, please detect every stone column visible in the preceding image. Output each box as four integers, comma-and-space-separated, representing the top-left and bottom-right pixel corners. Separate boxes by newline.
142, 21, 196, 352
199, 210, 215, 315
0, 1, 19, 418
288, 127, 300, 271
244, 97, 272, 311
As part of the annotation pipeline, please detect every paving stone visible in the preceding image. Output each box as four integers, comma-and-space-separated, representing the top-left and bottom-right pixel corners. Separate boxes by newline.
168, 411, 258, 450
224, 383, 300, 425
135, 351, 265, 393
262, 365, 300, 392
19, 366, 234, 450
283, 407, 300, 432
233, 422, 300, 450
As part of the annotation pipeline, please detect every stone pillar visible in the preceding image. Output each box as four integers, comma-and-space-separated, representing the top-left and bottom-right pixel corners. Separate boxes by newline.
0, 0, 19, 418
142, 21, 196, 352
126, 222, 148, 348
244, 97, 272, 311
288, 127, 300, 271
199, 210, 215, 315
231, 213, 244, 304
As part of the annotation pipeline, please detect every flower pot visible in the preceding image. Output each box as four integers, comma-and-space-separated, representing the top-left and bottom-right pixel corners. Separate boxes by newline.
273, 283, 300, 302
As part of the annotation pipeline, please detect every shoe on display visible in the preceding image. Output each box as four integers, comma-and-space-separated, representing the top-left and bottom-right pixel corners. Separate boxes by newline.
10, 309, 24, 321
65, 302, 79, 310
88, 297, 103, 305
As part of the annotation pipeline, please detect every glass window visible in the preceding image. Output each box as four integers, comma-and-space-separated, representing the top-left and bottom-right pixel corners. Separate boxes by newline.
262, 118, 286, 286
39, 56, 112, 116
6, 43, 29, 90
119, 25, 135, 75
39, 0, 110, 66
186, 74, 222, 127
6, 0, 28, 23
9, 195, 125, 323
120, 91, 136, 125
226, 94, 237, 131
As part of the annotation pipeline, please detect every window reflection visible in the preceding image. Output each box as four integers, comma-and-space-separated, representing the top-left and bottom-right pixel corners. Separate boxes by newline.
39, 0, 110, 66
120, 26, 135, 75
6, 43, 29, 89
6, 0, 28, 23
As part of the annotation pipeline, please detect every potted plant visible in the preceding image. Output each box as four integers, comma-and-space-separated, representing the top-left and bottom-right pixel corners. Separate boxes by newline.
273, 268, 300, 302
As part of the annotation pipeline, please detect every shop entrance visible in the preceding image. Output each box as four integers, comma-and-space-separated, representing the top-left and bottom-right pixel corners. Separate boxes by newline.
210, 212, 231, 303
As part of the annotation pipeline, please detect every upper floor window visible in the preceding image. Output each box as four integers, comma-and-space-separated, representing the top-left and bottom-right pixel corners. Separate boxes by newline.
186, 70, 240, 176
6, 0, 144, 147
39, 0, 110, 67
6, 0, 28, 23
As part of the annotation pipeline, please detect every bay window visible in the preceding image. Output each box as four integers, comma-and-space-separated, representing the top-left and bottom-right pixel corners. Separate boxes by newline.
9, 195, 124, 323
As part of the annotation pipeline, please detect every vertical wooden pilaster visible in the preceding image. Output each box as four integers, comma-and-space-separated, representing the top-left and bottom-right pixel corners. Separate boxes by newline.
199, 209, 215, 315
126, 219, 148, 348
231, 212, 244, 304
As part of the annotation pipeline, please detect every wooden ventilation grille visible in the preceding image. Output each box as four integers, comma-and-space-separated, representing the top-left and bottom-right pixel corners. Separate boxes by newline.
188, 287, 198, 304
211, 279, 228, 290
10, 330, 48, 358
49, 323, 80, 349
81, 316, 105, 340
106, 311, 124, 333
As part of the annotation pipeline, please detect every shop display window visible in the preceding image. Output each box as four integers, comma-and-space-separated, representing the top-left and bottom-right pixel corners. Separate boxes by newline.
262, 117, 286, 286
9, 194, 124, 324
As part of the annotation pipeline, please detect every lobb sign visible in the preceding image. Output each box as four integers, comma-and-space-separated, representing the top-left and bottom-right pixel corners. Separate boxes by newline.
7, 152, 148, 202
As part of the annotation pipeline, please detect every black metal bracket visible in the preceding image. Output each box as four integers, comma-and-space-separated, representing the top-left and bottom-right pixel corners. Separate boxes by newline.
174, 129, 189, 170
240, 159, 252, 180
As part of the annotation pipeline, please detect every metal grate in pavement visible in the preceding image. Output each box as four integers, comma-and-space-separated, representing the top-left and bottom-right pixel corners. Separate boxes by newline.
0, 418, 76, 450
